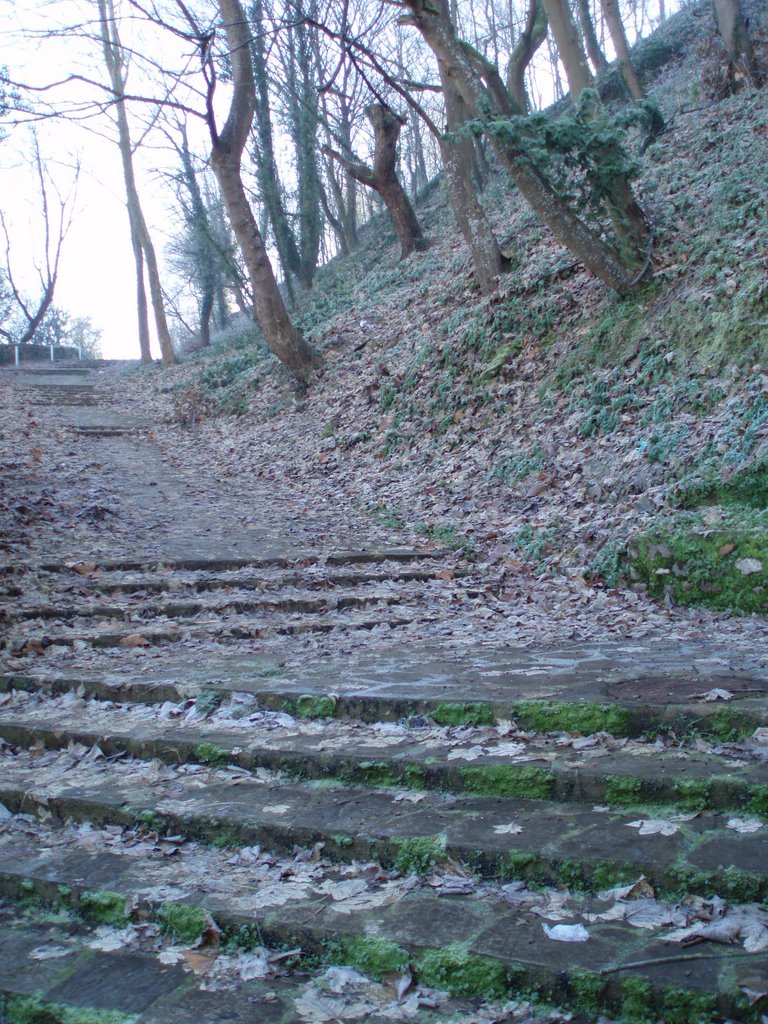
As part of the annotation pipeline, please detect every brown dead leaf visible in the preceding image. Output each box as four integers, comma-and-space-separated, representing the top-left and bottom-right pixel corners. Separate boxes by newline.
719, 542, 736, 557
120, 633, 150, 648
180, 949, 218, 975
73, 561, 98, 575
434, 570, 455, 580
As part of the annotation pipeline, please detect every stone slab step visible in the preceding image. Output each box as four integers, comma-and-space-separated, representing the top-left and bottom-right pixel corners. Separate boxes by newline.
0, 705, 765, 817
0, 817, 761, 1020
0, 908, 484, 1024
4, 587, 409, 624
0, 549, 446, 577
0, 740, 766, 900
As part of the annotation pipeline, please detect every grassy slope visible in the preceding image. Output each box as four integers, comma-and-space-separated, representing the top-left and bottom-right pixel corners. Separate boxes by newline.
155, 5, 768, 619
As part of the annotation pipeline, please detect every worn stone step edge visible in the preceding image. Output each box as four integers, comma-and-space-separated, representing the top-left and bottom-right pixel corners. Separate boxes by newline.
0, 549, 448, 576
0, 843, 759, 1022
1, 673, 766, 741
1, 717, 766, 821
5, 590, 407, 624
1, 771, 765, 903
8, 612, 416, 649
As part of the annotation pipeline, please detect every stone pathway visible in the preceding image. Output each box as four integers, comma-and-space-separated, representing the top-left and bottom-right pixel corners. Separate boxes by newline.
1, 364, 767, 1023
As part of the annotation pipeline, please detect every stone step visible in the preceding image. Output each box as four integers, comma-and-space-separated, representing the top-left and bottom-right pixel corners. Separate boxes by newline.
25, 565, 462, 598
4, 586, 411, 624
0, 813, 761, 1021
6, 609, 419, 650
1, 548, 444, 576
0, 701, 765, 819
1, 745, 765, 901
0, 907, 497, 1024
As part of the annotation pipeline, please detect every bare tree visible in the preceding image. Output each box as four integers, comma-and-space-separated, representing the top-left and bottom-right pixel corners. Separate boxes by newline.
97, 0, 176, 366
0, 136, 77, 346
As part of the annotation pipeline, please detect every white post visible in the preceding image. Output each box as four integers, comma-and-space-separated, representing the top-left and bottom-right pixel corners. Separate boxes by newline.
14, 346, 19, 366
50, 344, 55, 362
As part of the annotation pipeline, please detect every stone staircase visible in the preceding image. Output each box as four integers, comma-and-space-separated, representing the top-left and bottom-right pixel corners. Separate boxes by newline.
1, 364, 767, 1022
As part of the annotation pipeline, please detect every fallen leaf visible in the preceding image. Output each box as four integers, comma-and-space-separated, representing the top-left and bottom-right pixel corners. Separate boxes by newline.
626, 818, 680, 836
120, 633, 150, 648
493, 822, 524, 835
542, 923, 589, 942
727, 817, 763, 833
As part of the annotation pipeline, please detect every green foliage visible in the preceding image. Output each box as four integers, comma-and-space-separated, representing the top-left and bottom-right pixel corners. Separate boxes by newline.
416, 945, 508, 999
604, 776, 644, 806
294, 694, 337, 719
461, 765, 555, 800
662, 989, 718, 1024
157, 902, 208, 945
393, 834, 447, 876
492, 445, 545, 485
569, 969, 604, 1014
702, 708, 753, 743
510, 522, 561, 564
431, 702, 495, 727
626, 513, 768, 615
2, 996, 136, 1024
621, 976, 654, 1023
194, 742, 231, 766
195, 689, 225, 715
79, 890, 130, 928
676, 457, 768, 510
327, 936, 409, 979
513, 700, 630, 736
673, 780, 711, 812
748, 784, 768, 817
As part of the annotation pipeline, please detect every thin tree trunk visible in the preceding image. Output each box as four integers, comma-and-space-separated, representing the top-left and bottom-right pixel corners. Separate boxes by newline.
712, 0, 757, 81
129, 221, 152, 362
601, 0, 645, 98
577, 0, 609, 75
541, 0, 594, 100
97, 0, 175, 366
507, 0, 549, 112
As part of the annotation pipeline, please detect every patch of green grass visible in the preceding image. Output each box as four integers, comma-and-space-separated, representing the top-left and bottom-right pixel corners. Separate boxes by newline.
431, 702, 495, 727
748, 784, 768, 817
662, 988, 718, 1024
498, 851, 551, 886
604, 776, 644, 806
461, 765, 555, 800
79, 890, 130, 928
327, 936, 409, 979
2, 995, 136, 1024
195, 689, 225, 715
418, 522, 474, 555
194, 742, 231, 767
513, 700, 631, 736
157, 903, 208, 945
491, 444, 545, 485
620, 976, 655, 1023
416, 944, 508, 999
702, 708, 754, 742
355, 761, 398, 787
136, 810, 163, 834
293, 695, 337, 720
668, 865, 765, 904
673, 779, 711, 812
626, 514, 768, 615
393, 834, 447, 876
569, 968, 604, 1015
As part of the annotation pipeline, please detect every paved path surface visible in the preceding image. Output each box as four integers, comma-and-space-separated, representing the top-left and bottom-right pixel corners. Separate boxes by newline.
1, 364, 767, 1023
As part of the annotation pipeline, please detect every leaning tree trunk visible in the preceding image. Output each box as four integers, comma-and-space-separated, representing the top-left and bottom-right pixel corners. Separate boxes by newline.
541, 0, 650, 257
577, 0, 609, 76
210, 0, 320, 384
507, 0, 549, 113
128, 221, 152, 363
324, 105, 428, 260
440, 73, 504, 293
600, 0, 645, 99
402, 0, 645, 293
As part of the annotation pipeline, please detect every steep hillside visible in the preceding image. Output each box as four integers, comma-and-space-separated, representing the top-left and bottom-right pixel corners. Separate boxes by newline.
132, 3, 767, 649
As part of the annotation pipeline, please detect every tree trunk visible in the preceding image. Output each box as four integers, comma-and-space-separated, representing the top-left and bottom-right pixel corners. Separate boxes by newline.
211, 0, 319, 384
541, 0, 594, 100
98, 0, 176, 366
324, 105, 428, 260
576, 0, 609, 74
601, 0, 645, 98
129, 220, 152, 363
712, 0, 757, 82
507, 0, 549, 113
402, 0, 644, 293
440, 73, 504, 293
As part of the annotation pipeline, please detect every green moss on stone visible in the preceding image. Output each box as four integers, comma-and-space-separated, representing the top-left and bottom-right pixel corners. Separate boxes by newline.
3, 995, 136, 1024
393, 834, 447, 876
703, 708, 754, 742
157, 902, 208, 945
461, 765, 555, 800
431, 702, 495, 727
294, 695, 337, 719
620, 976, 654, 1023
194, 742, 231, 767
748, 784, 768, 817
662, 988, 718, 1024
673, 779, 712, 812
498, 851, 551, 886
591, 861, 638, 891
604, 775, 644, 806
677, 458, 768, 510
626, 518, 768, 615
513, 700, 631, 736
328, 936, 409, 979
669, 865, 765, 903
356, 761, 397, 787
416, 944, 508, 999
569, 968, 604, 1015
79, 890, 130, 928
403, 763, 426, 789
